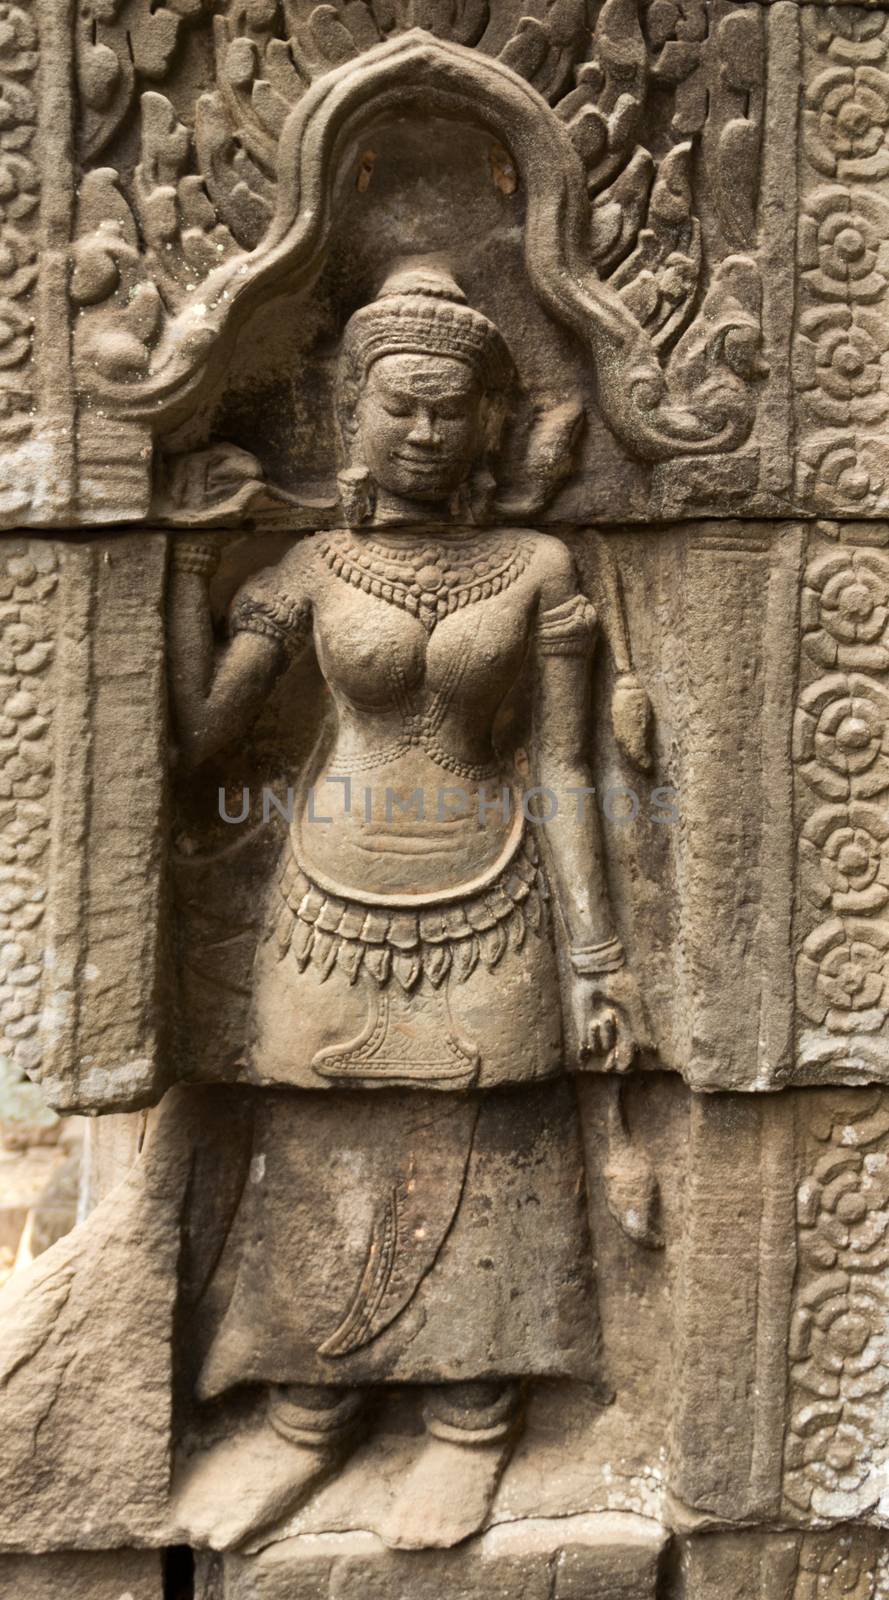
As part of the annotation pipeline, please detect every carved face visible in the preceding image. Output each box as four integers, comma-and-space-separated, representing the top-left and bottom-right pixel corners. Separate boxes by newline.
356, 353, 483, 502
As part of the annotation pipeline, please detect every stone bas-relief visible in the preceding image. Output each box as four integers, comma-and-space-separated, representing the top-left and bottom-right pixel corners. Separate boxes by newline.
168, 265, 648, 1554
22, 0, 773, 526
11, 0, 889, 1597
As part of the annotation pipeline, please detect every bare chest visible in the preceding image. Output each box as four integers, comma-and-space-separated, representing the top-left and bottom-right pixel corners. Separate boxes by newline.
309, 530, 538, 712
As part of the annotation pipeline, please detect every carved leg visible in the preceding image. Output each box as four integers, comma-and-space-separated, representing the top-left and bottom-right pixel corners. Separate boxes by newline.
172, 1384, 365, 1552
380, 1380, 521, 1551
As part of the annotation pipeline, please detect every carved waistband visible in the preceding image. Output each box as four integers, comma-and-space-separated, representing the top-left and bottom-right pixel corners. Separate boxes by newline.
273, 831, 548, 992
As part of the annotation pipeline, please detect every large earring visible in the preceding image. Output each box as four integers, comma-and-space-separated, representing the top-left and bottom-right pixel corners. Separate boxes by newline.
337, 465, 375, 526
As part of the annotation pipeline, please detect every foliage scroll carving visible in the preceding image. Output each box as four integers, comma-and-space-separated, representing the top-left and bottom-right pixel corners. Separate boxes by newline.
70, 3, 767, 471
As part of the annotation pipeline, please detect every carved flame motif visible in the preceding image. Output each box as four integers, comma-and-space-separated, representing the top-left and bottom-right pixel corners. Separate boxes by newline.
69, 0, 767, 466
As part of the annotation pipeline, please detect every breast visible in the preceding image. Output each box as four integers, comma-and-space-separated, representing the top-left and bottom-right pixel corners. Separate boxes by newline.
314, 598, 428, 707
424, 602, 530, 714
313, 587, 530, 717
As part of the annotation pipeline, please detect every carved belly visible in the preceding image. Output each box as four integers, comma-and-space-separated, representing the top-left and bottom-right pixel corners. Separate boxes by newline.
293, 752, 524, 901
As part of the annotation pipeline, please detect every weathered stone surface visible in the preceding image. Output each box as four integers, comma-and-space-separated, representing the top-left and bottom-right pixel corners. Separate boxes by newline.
0, 1550, 164, 1599
0, 1091, 189, 1550
200, 1514, 666, 1600
679, 1527, 889, 1600
8, 0, 889, 1592
15, 0, 775, 529
40, 533, 170, 1113
0, 534, 169, 1118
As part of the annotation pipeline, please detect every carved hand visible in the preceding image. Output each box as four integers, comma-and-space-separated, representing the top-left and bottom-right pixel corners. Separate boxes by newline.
570, 966, 648, 1074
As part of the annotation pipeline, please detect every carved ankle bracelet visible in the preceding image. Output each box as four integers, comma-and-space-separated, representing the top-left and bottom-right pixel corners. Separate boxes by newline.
569, 938, 626, 976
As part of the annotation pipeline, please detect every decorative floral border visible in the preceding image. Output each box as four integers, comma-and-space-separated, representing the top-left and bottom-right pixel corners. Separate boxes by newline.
786, 1093, 889, 1523
0, 5, 38, 452
795, 534, 889, 1066
0, 542, 56, 1120
797, 8, 889, 517
793, 1528, 889, 1600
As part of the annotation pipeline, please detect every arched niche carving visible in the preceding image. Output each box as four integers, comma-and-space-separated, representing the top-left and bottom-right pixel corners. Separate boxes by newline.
72, 26, 767, 517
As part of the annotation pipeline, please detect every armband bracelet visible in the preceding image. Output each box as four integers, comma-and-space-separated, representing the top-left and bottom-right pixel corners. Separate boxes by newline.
569, 937, 626, 976
171, 544, 218, 577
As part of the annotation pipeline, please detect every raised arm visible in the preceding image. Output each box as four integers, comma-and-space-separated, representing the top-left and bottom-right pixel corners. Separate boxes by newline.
168, 540, 310, 768
531, 540, 643, 1071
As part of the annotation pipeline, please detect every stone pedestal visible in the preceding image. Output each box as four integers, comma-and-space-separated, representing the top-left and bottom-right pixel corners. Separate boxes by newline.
195, 1516, 666, 1600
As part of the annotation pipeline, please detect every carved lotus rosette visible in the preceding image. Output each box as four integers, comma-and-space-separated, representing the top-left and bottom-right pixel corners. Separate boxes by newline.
805, 64, 889, 185
800, 805, 889, 917
811, 7, 889, 64
798, 432, 889, 517
796, 8, 889, 517
794, 673, 889, 803
792, 1288, 889, 1404
795, 561, 889, 1054
797, 917, 889, 1034
787, 1095, 889, 1521
796, 312, 889, 432
802, 549, 889, 671
800, 188, 889, 308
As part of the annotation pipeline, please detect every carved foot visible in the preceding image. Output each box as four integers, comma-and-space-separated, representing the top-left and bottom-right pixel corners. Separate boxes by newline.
172, 1424, 348, 1550
173, 1385, 364, 1551
380, 1434, 513, 1550
380, 1381, 520, 1551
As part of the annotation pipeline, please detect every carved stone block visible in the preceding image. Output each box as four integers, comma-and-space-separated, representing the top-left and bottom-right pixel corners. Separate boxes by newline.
7, 0, 889, 1593
0, 1129, 179, 1549
0, 534, 169, 1117
680, 1528, 889, 1600
670, 1094, 796, 1523
10, 0, 778, 530
0, 1550, 164, 1598
198, 1515, 666, 1600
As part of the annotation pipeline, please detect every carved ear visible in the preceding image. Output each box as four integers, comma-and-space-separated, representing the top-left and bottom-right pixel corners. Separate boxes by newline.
481, 388, 510, 458
337, 465, 375, 525
339, 392, 361, 438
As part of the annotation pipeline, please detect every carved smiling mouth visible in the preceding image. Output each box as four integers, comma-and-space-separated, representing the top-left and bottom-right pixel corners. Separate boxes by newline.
392, 452, 445, 472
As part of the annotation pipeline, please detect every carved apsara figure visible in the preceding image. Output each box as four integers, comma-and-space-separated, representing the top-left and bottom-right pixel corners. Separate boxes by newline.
169, 265, 642, 1551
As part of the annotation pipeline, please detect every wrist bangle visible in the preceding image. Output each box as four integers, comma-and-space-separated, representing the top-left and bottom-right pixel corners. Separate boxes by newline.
171, 544, 218, 577
570, 937, 626, 976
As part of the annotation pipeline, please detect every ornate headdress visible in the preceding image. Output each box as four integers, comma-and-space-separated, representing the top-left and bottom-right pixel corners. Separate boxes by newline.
340, 264, 514, 392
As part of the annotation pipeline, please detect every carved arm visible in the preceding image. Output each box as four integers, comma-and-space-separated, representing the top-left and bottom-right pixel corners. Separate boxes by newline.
532, 644, 618, 957
530, 551, 648, 1071
167, 543, 289, 768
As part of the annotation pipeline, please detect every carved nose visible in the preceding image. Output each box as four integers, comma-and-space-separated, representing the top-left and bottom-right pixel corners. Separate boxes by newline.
408, 411, 439, 446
